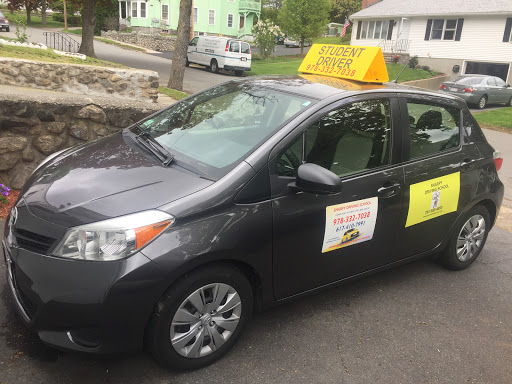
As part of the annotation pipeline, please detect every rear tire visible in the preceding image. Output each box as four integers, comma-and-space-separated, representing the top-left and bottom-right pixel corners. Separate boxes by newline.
210, 59, 219, 73
477, 95, 487, 109
148, 264, 253, 370
438, 205, 490, 270
234, 70, 244, 77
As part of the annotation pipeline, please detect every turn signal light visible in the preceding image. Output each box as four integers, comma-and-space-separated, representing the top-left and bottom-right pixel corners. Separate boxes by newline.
494, 150, 503, 171
439, 84, 446, 90
135, 220, 173, 249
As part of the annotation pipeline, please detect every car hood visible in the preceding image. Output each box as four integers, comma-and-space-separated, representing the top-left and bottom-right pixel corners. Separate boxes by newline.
21, 132, 213, 228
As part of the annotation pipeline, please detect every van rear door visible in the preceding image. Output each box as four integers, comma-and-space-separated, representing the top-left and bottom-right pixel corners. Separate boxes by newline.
226, 40, 251, 70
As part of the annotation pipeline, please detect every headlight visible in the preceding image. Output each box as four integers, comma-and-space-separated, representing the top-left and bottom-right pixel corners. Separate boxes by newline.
52, 210, 174, 261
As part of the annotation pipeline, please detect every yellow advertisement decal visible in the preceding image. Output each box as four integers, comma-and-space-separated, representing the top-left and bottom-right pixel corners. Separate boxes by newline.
298, 44, 389, 83
405, 172, 460, 227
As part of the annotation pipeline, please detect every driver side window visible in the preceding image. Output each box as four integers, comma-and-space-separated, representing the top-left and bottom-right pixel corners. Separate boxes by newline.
276, 99, 392, 178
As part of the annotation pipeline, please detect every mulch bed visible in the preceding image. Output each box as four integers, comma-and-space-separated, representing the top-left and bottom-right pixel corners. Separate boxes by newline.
0, 190, 20, 219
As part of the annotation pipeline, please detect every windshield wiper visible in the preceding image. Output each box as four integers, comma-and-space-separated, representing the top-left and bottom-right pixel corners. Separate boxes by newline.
132, 125, 174, 166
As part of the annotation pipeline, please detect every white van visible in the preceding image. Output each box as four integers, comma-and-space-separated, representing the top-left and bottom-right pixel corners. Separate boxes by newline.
186, 36, 251, 76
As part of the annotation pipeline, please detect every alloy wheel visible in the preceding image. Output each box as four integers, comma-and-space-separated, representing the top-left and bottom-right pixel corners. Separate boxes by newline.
170, 283, 242, 358
456, 214, 486, 262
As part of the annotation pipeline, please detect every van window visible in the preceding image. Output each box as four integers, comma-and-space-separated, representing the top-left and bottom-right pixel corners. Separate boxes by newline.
139, 83, 316, 180
189, 37, 198, 46
229, 41, 240, 53
241, 42, 250, 54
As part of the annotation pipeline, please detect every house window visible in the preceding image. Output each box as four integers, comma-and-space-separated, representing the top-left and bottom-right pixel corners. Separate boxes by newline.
131, 2, 138, 18
227, 13, 234, 28
162, 4, 169, 22
140, 2, 146, 18
209, 9, 215, 25
359, 20, 389, 40
430, 19, 459, 40
193, 7, 198, 23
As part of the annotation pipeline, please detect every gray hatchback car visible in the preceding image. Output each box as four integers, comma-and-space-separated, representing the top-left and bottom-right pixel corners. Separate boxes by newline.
440, 75, 512, 109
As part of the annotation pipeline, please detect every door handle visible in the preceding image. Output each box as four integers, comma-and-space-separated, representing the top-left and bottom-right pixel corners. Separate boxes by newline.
378, 183, 401, 198
460, 159, 475, 169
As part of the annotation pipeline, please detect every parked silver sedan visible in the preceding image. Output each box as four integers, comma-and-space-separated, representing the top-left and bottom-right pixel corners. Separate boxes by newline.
439, 75, 512, 109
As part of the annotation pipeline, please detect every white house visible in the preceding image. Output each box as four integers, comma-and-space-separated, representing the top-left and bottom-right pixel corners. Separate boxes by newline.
349, 0, 512, 83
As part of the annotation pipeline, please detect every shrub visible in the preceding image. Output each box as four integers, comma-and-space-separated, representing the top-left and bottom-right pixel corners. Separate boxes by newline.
252, 20, 281, 60
103, 16, 119, 31
408, 55, 419, 69
52, 13, 82, 27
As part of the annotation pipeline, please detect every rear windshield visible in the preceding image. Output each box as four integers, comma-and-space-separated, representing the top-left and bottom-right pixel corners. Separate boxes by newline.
138, 82, 315, 180
451, 76, 484, 85
241, 42, 250, 54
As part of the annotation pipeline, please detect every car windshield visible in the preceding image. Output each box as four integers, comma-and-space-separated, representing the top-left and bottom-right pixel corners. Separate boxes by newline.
0, 11, 5, 18
137, 82, 315, 180
451, 76, 484, 85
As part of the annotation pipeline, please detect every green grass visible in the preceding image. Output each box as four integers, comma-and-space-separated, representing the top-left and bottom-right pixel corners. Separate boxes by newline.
158, 86, 189, 101
6, 13, 65, 28
64, 28, 82, 35
473, 107, 512, 131
249, 56, 437, 83
0, 42, 127, 67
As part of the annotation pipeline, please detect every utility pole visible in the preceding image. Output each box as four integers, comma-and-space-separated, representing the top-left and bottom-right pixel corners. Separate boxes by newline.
190, 0, 194, 40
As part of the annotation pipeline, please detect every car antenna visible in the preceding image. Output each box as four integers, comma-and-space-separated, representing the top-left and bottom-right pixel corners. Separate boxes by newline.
391, 63, 409, 83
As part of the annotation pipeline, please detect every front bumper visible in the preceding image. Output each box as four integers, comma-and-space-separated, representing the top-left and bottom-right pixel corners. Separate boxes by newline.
2, 237, 169, 354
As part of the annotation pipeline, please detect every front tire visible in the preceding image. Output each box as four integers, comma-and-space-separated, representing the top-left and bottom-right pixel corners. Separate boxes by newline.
210, 59, 219, 73
477, 95, 487, 109
148, 265, 253, 370
439, 205, 490, 270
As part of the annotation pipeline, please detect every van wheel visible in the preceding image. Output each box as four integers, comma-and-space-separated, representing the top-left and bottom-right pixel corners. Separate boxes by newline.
438, 205, 490, 270
234, 70, 244, 77
148, 264, 253, 370
185, 58, 190, 67
210, 59, 219, 73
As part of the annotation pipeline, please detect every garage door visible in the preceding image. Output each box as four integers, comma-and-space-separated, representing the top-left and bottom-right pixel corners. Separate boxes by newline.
464, 62, 510, 82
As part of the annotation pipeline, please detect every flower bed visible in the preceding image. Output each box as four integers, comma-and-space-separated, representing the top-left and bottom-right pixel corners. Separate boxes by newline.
0, 185, 19, 219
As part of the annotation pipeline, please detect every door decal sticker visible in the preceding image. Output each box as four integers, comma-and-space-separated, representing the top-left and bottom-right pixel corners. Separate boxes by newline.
322, 197, 378, 253
405, 172, 460, 227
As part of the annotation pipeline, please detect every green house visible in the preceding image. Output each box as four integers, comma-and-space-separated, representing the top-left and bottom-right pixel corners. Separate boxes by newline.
118, 0, 261, 38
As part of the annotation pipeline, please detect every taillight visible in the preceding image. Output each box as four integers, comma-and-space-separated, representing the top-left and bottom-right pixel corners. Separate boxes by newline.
494, 150, 503, 171
249, 46, 252, 54
439, 84, 446, 90
225, 42, 229, 52
463, 87, 476, 93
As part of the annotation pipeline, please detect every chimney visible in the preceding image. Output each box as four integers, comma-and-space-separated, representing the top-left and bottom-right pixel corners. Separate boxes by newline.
361, 0, 382, 9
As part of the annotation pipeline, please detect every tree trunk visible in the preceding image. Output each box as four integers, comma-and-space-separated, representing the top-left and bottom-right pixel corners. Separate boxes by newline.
167, 0, 192, 91
41, 0, 47, 26
26, 7, 31, 24
300, 37, 304, 56
63, 0, 68, 30
78, 0, 97, 58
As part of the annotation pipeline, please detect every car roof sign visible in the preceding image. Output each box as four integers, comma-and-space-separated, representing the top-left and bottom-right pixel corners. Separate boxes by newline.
298, 44, 389, 83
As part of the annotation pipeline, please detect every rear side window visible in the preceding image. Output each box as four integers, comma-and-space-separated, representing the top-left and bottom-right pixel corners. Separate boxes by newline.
229, 41, 240, 52
407, 100, 460, 159
241, 42, 250, 54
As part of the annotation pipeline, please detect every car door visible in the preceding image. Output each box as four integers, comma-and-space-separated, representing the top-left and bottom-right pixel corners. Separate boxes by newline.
494, 77, 511, 103
271, 94, 405, 299
485, 77, 499, 103
187, 37, 199, 64
394, 94, 481, 257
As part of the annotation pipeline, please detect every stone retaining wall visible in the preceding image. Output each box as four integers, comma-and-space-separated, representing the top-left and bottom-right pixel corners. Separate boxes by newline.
101, 31, 177, 52
0, 95, 164, 189
0, 58, 160, 102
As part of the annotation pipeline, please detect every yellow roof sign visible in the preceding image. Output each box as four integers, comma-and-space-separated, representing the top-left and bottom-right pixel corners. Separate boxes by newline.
298, 44, 389, 83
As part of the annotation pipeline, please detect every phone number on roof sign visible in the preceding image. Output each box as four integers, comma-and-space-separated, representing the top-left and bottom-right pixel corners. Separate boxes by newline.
304, 64, 357, 77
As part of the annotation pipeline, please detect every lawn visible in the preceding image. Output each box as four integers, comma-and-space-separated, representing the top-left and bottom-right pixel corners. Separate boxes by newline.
158, 86, 189, 101
250, 56, 437, 83
0, 42, 127, 67
6, 12, 65, 28
473, 107, 512, 131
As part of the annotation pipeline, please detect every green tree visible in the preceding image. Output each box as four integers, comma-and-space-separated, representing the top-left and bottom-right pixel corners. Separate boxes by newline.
252, 20, 281, 60
7, 0, 41, 24
278, 0, 331, 55
330, 0, 361, 23
261, 0, 283, 25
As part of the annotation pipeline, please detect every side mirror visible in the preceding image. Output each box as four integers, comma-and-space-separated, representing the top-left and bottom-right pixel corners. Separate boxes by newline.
290, 163, 342, 195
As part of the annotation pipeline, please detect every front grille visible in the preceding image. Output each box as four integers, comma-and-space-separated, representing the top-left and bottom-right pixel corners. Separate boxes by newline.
13, 228, 57, 254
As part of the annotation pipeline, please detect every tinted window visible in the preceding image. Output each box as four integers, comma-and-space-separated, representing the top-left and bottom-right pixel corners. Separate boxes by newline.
140, 83, 314, 180
229, 41, 240, 53
189, 37, 198, 46
407, 101, 460, 159
277, 99, 392, 178
241, 42, 250, 54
